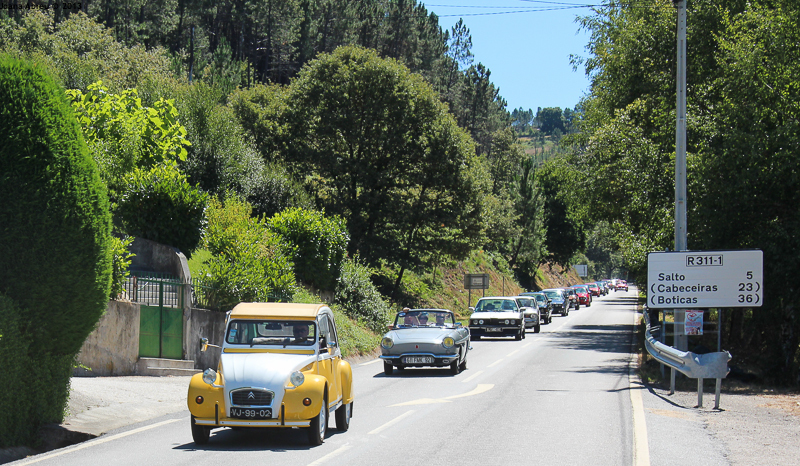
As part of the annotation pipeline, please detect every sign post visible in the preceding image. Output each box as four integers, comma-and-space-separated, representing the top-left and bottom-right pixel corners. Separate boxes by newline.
648, 249, 763, 407
464, 273, 490, 307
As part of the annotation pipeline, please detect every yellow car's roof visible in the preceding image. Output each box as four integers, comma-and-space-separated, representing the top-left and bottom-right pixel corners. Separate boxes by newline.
230, 302, 327, 320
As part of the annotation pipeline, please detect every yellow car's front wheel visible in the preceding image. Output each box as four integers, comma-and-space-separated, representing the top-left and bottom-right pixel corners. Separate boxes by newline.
191, 415, 210, 445
307, 391, 328, 445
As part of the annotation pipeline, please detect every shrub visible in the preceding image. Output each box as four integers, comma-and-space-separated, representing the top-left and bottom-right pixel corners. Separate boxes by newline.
242, 162, 314, 219
110, 236, 136, 299
334, 257, 391, 333
0, 54, 112, 355
115, 163, 208, 257
200, 196, 296, 310
268, 208, 348, 292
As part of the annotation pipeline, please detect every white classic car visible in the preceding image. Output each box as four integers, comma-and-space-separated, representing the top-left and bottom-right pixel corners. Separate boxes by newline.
468, 297, 526, 341
187, 303, 353, 446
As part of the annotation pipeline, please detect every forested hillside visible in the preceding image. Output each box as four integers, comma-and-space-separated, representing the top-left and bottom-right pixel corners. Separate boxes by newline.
0, 3, 588, 315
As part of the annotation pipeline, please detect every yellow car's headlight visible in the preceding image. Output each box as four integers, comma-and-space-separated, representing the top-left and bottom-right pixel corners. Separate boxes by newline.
290, 371, 305, 387
202, 368, 217, 385
442, 337, 455, 349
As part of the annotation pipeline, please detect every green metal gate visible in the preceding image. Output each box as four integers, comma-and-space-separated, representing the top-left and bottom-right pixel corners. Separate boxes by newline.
135, 275, 184, 359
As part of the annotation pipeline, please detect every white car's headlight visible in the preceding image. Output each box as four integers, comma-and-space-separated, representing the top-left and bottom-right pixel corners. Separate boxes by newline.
478, 319, 484, 325
290, 371, 305, 387
510, 320, 516, 325
381, 336, 394, 349
504, 319, 510, 324
442, 337, 455, 349
202, 368, 217, 386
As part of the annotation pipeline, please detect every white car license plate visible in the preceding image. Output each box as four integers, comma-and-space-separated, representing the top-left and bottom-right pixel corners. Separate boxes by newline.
230, 407, 272, 419
486, 327, 503, 332
403, 356, 433, 364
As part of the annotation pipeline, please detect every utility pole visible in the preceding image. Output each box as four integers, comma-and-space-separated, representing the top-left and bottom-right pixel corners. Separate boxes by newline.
672, 0, 688, 394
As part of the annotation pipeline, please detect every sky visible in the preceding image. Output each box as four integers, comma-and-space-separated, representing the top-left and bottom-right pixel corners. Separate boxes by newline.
424, 0, 596, 113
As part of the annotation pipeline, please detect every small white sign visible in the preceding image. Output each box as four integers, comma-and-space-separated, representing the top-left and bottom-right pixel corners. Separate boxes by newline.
647, 250, 763, 309
574, 264, 588, 277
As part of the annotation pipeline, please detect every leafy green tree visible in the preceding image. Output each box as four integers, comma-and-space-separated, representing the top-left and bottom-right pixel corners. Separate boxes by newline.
537, 107, 565, 135
284, 46, 490, 297
536, 157, 585, 266
67, 81, 191, 191
0, 55, 112, 445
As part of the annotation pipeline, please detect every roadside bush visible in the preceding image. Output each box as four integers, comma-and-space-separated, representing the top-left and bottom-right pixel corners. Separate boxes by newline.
0, 54, 112, 355
201, 196, 296, 310
115, 164, 208, 257
268, 208, 348, 293
110, 236, 136, 299
334, 257, 391, 333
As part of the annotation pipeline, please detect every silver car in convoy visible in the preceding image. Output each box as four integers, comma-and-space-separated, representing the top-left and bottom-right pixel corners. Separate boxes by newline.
468, 297, 526, 341
512, 296, 541, 333
380, 309, 470, 376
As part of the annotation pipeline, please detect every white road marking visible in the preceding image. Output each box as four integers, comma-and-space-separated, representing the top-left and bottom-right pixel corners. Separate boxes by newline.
443, 384, 494, 400
360, 358, 381, 366
368, 410, 416, 435
507, 349, 519, 356
461, 370, 484, 383
307, 444, 352, 466
488, 359, 504, 368
16, 418, 181, 465
389, 384, 495, 406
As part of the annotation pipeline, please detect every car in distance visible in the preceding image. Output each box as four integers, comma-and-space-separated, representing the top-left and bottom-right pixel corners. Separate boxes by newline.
617, 279, 629, 291
469, 297, 526, 341
571, 285, 591, 307
542, 289, 569, 316
380, 309, 470, 376
520, 291, 552, 324
585, 282, 602, 297
187, 303, 353, 446
512, 296, 541, 333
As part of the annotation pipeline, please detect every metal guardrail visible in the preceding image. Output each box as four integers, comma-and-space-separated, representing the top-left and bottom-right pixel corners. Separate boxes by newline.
643, 306, 731, 408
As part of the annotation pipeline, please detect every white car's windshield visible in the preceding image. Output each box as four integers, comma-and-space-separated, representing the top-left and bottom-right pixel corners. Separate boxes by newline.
394, 310, 456, 328
226, 320, 317, 347
474, 299, 518, 312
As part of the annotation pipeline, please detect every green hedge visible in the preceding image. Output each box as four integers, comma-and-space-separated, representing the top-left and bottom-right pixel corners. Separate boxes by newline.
0, 297, 74, 448
0, 54, 112, 356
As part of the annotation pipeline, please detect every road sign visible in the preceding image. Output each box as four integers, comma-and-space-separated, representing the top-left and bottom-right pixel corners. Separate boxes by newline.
464, 273, 490, 290
647, 250, 763, 308
574, 264, 588, 277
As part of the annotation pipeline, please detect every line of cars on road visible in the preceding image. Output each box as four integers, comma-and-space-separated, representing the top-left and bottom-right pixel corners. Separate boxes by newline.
380, 279, 626, 377
186, 279, 629, 446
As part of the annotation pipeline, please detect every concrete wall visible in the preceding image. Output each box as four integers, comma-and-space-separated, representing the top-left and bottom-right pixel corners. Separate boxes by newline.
184, 307, 227, 370
74, 301, 140, 376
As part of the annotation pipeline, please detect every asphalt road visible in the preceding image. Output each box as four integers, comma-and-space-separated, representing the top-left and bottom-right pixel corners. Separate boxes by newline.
11, 287, 691, 466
